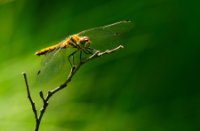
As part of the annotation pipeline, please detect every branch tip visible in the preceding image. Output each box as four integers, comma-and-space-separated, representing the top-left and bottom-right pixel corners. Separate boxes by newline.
119, 45, 124, 48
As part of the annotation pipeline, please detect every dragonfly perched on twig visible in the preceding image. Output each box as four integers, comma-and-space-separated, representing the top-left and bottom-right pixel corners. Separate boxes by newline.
35, 34, 93, 66
35, 20, 133, 84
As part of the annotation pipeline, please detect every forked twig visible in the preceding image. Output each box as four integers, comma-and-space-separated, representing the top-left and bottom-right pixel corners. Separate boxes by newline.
22, 45, 124, 131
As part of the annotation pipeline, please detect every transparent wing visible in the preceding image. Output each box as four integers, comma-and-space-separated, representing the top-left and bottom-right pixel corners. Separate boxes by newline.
78, 20, 134, 51
36, 46, 76, 88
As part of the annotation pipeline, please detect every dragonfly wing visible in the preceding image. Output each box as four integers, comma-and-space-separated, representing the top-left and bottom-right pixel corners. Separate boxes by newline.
36, 47, 74, 88
78, 20, 134, 51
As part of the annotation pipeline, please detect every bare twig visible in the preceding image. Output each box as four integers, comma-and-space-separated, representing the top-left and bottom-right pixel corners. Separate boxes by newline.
22, 72, 38, 130
22, 45, 123, 131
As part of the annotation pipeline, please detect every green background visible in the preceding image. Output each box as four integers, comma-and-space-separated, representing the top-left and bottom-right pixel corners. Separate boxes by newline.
0, 0, 199, 131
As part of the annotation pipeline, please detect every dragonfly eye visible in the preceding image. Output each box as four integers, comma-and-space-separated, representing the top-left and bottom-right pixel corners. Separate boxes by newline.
80, 36, 90, 48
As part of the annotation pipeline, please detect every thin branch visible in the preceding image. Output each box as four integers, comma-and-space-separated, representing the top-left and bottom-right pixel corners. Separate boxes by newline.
22, 45, 123, 131
22, 72, 38, 130
86, 45, 124, 62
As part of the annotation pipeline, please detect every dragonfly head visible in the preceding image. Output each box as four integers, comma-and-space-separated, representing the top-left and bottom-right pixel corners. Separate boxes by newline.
79, 36, 91, 48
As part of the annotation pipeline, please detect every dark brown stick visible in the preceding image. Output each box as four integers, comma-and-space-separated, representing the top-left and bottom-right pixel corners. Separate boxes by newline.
22, 72, 38, 131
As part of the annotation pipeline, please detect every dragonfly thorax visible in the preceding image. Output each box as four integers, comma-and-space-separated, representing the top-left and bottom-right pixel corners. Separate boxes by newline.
70, 35, 91, 49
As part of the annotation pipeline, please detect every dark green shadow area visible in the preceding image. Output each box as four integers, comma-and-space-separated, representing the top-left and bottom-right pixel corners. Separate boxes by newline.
0, 0, 199, 130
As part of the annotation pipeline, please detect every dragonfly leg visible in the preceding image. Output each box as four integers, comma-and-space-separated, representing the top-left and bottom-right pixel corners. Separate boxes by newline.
87, 47, 96, 54
80, 48, 95, 62
82, 49, 90, 54
82, 47, 94, 55
68, 50, 78, 67
79, 50, 82, 61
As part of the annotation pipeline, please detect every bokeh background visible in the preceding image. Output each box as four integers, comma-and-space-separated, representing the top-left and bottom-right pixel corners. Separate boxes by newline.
0, 0, 199, 131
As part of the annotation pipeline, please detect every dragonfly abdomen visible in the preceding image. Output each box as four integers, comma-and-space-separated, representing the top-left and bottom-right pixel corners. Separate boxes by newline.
35, 37, 77, 56
35, 44, 61, 56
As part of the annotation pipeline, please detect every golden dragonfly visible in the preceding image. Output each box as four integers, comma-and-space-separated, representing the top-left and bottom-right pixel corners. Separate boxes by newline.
35, 20, 133, 82
35, 34, 92, 66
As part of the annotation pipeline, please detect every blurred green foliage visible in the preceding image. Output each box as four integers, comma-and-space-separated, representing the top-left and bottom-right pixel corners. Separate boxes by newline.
0, 0, 199, 131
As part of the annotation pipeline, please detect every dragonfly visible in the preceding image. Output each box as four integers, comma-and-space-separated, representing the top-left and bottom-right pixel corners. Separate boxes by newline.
35, 34, 93, 66
35, 20, 133, 84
